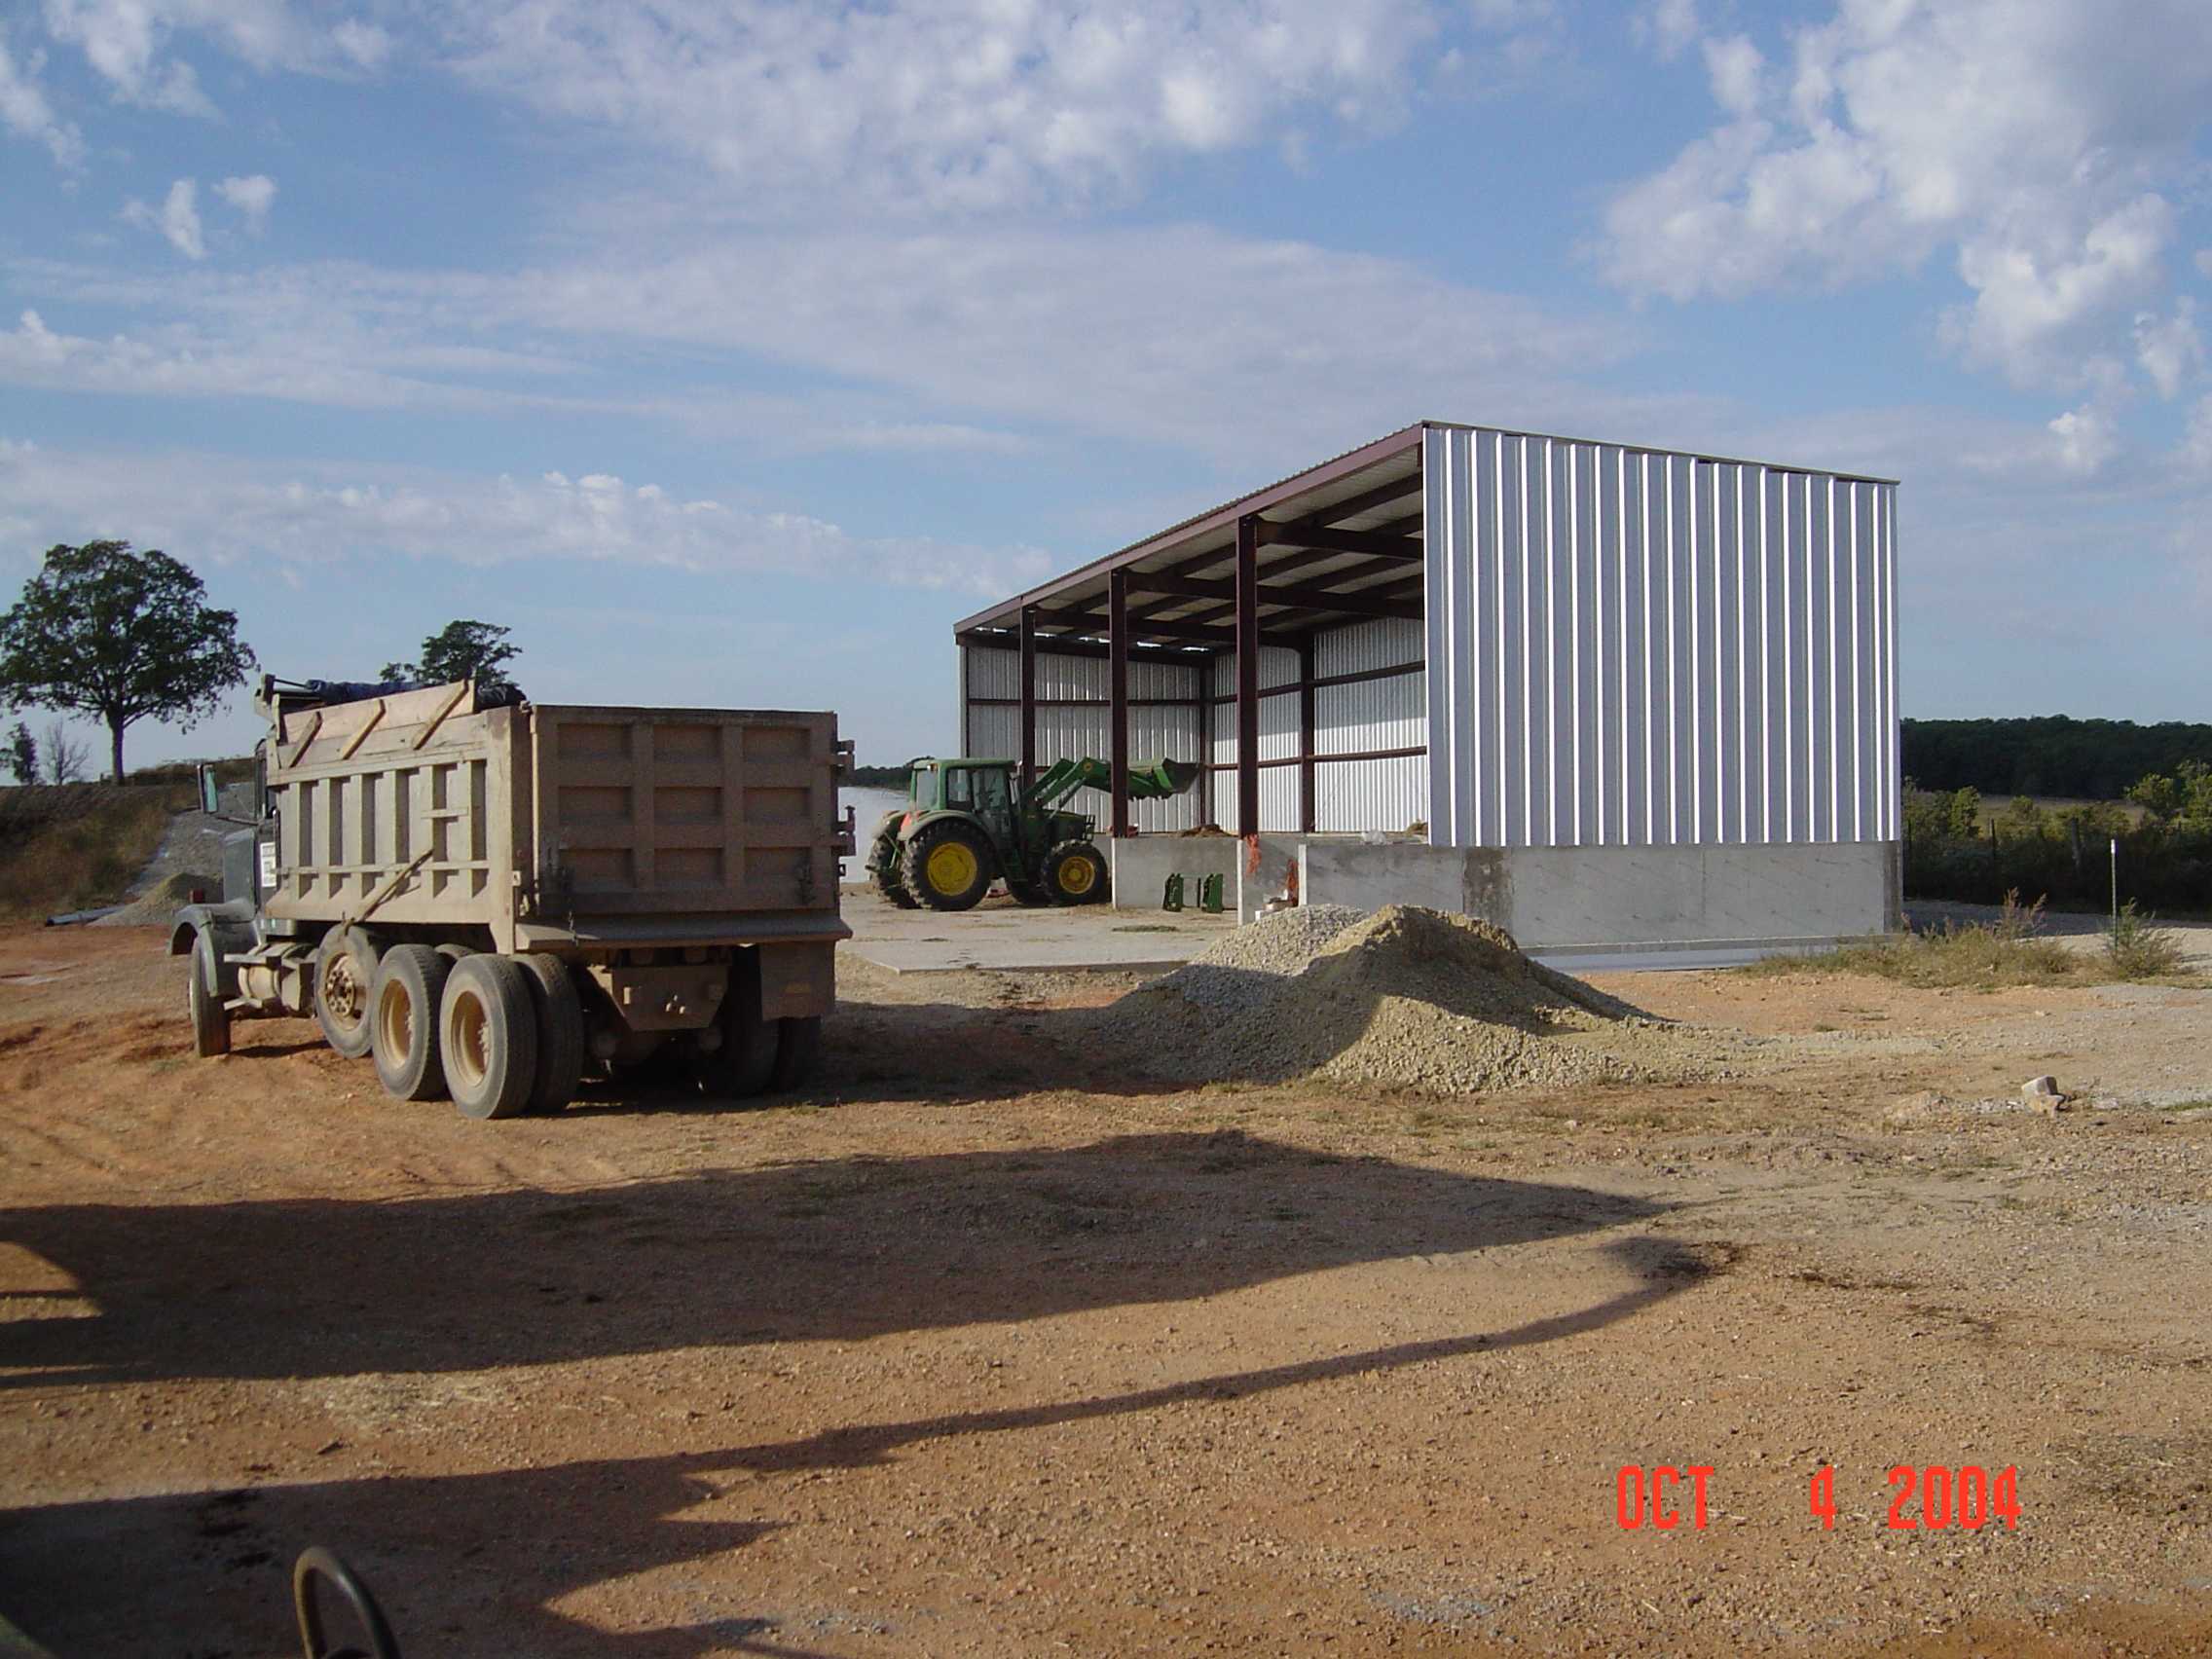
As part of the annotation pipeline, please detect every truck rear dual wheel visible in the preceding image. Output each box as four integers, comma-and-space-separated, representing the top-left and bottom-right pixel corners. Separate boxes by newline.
439, 955, 541, 1121
314, 926, 383, 1059
513, 954, 584, 1116
901, 822, 993, 911
370, 945, 451, 1102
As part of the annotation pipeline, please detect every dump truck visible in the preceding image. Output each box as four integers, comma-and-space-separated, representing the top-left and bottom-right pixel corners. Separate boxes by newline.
170, 675, 853, 1119
868, 754, 1202, 910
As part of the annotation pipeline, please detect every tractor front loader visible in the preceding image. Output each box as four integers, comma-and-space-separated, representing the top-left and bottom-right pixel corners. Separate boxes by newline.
867, 755, 1202, 912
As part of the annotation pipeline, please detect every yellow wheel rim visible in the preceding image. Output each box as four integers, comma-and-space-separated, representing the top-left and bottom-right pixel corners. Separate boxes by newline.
925, 841, 978, 895
1058, 857, 1096, 896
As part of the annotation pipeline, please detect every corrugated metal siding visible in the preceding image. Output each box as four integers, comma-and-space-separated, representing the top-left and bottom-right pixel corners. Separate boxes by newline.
958, 646, 1206, 832
1316, 756, 1428, 833
1423, 425, 1897, 849
1208, 645, 1301, 830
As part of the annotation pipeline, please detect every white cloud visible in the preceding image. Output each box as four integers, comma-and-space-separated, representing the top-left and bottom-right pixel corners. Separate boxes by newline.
214, 173, 276, 232
2047, 401, 2120, 477
2135, 299, 2204, 400
2185, 396, 2212, 476
123, 177, 206, 259
38, 0, 391, 114
1603, 0, 2212, 397
0, 437, 1052, 596
0, 28, 82, 165
2, 226, 1639, 463
431, 0, 1456, 212
1637, 0, 1700, 60
1701, 34, 1764, 119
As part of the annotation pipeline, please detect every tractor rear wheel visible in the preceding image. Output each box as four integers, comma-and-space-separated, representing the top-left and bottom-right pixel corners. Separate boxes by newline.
1046, 840, 1109, 905
871, 833, 918, 908
901, 822, 993, 911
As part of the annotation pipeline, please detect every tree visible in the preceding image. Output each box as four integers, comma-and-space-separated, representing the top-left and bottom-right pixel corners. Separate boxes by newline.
6, 721, 33, 785
0, 541, 257, 783
382, 620, 520, 691
41, 719, 87, 785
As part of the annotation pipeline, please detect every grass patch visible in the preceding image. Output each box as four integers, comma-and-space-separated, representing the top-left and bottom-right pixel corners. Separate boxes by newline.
0, 783, 190, 921
1746, 893, 2101, 989
2105, 901, 2188, 979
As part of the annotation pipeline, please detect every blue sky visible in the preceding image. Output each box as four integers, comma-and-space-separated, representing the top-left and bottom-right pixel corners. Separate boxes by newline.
2, 0, 2208, 771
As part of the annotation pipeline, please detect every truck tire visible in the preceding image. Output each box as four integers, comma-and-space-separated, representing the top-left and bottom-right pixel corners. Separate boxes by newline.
1046, 840, 1109, 905
439, 955, 540, 1121
188, 933, 230, 1058
770, 1015, 821, 1091
514, 953, 584, 1116
696, 954, 777, 1100
871, 833, 918, 908
901, 821, 993, 911
370, 944, 452, 1102
313, 926, 382, 1059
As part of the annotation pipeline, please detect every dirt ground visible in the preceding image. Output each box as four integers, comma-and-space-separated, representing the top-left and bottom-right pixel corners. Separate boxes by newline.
3, 924, 2210, 1657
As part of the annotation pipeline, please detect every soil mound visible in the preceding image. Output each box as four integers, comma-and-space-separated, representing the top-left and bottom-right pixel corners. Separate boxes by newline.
1100, 903, 1675, 1095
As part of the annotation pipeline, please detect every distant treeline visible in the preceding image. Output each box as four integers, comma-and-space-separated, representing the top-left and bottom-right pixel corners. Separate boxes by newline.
1902, 718, 2212, 800
849, 764, 911, 789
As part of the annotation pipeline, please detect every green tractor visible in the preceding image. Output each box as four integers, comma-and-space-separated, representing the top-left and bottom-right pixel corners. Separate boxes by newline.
868, 755, 1203, 911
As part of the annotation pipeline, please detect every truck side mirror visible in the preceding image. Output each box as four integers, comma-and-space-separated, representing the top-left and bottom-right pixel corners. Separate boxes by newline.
198, 762, 221, 816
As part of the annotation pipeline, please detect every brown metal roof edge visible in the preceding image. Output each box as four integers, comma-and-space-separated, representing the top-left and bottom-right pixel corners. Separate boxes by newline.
1417, 418, 1903, 488
951, 423, 1426, 633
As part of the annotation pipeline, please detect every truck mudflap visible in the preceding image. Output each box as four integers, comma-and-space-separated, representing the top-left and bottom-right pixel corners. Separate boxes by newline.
756, 940, 834, 1019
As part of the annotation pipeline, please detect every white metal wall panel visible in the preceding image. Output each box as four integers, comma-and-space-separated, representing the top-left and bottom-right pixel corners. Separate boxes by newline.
1315, 756, 1428, 833
1423, 426, 1897, 849
1206, 667, 1301, 831
1316, 617, 1422, 680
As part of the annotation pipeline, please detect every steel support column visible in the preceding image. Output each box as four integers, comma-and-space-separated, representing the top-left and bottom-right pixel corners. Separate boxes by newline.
1235, 515, 1261, 836
1108, 569, 1130, 835
1298, 636, 1317, 834
1018, 604, 1038, 789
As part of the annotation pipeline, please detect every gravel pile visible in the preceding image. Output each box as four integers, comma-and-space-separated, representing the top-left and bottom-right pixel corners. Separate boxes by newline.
1097, 903, 1690, 1095
1155, 905, 1369, 1011
91, 870, 207, 927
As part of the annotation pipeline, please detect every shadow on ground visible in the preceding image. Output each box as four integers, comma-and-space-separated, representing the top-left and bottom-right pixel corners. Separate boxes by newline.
1, 1131, 1663, 1388
1, 1231, 1717, 1658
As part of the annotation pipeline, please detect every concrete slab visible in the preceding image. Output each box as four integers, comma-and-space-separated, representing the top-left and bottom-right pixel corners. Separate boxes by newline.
841, 886, 1235, 975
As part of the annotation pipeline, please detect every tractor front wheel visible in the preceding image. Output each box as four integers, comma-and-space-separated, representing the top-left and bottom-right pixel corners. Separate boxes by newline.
901, 822, 993, 911
1046, 840, 1109, 905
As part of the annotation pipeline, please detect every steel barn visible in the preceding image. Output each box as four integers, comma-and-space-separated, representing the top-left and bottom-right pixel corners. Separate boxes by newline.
951, 420, 1901, 954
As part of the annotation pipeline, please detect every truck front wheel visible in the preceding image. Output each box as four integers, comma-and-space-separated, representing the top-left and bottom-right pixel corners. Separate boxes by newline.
440, 955, 540, 1121
187, 934, 230, 1058
370, 945, 452, 1102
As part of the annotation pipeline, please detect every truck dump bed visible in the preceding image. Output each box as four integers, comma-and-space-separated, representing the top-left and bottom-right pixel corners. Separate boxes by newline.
265, 682, 850, 953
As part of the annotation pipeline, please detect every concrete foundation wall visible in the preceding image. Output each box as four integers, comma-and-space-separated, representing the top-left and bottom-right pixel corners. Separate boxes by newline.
1300, 836, 1900, 950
